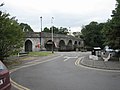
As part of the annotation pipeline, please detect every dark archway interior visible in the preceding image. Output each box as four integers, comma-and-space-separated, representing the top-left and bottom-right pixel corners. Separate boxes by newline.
59, 40, 66, 51
25, 40, 32, 52
74, 41, 78, 50
66, 40, 73, 51
45, 40, 55, 51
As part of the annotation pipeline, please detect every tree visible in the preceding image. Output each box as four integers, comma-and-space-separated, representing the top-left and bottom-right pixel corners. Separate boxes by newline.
20, 23, 34, 32
72, 32, 81, 38
43, 26, 69, 35
111, 0, 120, 49
0, 8, 24, 61
102, 0, 120, 49
81, 21, 104, 49
58, 27, 68, 35
43, 27, 50, 32
101, 19, 113, 48
50, 26, 59, 34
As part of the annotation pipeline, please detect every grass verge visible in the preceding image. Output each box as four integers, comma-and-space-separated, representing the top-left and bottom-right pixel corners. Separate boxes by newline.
28, 52, 53, 56
3, 52, 53, 69
3, 59, 22, 70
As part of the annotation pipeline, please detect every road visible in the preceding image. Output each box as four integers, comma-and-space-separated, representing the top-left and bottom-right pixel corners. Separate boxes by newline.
11, 52, 120, 90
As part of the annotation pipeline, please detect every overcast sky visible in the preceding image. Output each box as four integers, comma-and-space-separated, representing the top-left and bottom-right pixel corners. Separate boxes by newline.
0, 0, 116, 32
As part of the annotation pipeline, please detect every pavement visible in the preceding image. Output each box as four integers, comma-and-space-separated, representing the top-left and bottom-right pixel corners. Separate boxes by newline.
80, 55, 120, 70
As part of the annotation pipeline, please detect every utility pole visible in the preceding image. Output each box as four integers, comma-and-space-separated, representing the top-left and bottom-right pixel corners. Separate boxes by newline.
51, 17, 54, 53
40, 16, 42, 50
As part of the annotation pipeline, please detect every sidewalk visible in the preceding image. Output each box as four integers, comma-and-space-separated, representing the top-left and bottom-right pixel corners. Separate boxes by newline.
80, 55, 120, 70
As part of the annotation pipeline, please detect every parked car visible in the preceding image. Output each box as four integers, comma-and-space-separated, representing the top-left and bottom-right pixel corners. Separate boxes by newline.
0, 61, 11, 90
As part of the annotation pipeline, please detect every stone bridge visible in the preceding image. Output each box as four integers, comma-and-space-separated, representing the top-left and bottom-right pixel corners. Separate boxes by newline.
23, 32, 84, 52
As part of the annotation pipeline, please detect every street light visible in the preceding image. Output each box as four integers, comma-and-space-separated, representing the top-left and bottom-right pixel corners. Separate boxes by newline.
51, 17, 54, 53
69, 27, 71, 35
40, 16, 42, 50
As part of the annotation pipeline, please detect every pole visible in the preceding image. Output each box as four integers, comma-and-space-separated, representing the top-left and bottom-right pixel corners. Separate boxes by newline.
69, 27, 71, 35
40, 16, 42, 50
51, 17, 54, 53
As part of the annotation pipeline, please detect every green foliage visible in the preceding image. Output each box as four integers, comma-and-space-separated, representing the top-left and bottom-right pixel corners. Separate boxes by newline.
101, 20, 113, 47
102, 0, 120, 49
0, 11, 24, 60
43, 27, 50, 32
43, 26, 69, 35
81, 21, 105, 48
58, 27, 68, 35
20, 23, 34, 32
72, 32, 81, 38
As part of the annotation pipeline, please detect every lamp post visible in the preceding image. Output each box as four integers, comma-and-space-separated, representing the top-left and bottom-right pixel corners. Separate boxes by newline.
51, 17, 54, 53
40, 16, 42, 50
69, 27, 71, 35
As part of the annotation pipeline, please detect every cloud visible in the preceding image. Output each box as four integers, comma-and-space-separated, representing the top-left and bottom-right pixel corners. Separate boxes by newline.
0, 0, 116, 32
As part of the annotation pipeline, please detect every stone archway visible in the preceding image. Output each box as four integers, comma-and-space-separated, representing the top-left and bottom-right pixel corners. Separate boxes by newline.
59, 40, 66, 51
45, 40, 55, 51
25, 40, 32, 52
74, 41, 78, 51
66, 40, 73, 51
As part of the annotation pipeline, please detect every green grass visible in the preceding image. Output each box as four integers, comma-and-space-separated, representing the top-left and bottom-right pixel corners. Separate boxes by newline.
28, 52, 53, 56
3, 59, 22, 70
3, 52, 53, 70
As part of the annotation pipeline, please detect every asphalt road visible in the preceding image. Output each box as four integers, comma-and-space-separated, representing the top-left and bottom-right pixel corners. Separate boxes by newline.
11, 52, 120, 90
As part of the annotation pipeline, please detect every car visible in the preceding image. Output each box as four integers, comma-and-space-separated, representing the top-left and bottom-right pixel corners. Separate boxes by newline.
0, 61, 11, 90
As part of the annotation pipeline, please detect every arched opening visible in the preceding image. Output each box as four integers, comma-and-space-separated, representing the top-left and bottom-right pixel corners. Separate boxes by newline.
25, 40, 32, 52
45, 40, 55, 51
66, 40, 73, 51
59, 40, 66, 51
78, 41, 81, 45
74, 41, 78, 51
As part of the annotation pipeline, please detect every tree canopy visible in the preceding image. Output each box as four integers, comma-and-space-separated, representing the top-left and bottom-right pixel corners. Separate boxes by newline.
42, 26, 69, 35
102, 0, 120, 49
81, 21, 105, 49
81, 0, 120, 49
20, 23, 34, 32
72, 32, 82, 38
0, 5, 24, 61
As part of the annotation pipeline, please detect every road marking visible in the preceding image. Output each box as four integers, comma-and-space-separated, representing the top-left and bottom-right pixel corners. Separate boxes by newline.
11, 79, 30, 90
64, 56, 78, 62
75, 57, 84, 66
64, 58, 69, 62
10, 55, 63, 90
75, 57, 120, 73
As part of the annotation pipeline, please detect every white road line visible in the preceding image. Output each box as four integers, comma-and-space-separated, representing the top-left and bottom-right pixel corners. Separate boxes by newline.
64, 56, 78, 62
64, 58, 69, 62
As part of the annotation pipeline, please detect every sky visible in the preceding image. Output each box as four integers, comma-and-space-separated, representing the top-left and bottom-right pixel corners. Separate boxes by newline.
0, 0, 116, 32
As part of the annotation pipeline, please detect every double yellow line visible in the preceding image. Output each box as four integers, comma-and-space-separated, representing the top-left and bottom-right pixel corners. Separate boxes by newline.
11, 79, 30, 90
75, 57, 84, 66
75, 56, 120, 73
